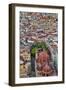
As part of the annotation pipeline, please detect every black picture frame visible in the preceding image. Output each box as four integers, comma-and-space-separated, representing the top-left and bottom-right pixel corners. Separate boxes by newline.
9, 3, 65, 86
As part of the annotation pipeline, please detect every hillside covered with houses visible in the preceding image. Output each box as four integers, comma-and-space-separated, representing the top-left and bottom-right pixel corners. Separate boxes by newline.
19, 12, 58, 78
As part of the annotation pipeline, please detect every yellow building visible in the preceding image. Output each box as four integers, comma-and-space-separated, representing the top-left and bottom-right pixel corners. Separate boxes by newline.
20, 49, 31, 61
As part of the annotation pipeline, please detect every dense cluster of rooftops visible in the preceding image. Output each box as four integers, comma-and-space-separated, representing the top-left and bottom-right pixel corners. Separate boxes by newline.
19, 12, 58, 77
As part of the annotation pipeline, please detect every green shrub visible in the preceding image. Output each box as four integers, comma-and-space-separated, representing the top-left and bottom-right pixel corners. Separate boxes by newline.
31, 42, 48, 56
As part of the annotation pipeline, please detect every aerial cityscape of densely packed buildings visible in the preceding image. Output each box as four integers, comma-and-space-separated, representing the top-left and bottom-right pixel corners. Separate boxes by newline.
19, 12, 58, 77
